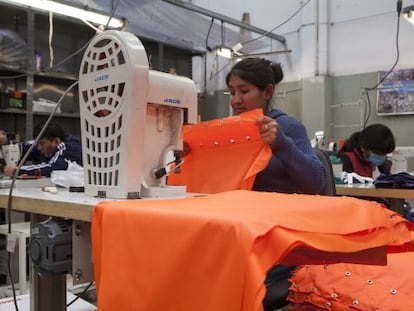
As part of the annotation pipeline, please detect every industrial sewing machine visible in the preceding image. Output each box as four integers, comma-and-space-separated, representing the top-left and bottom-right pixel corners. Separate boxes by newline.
29, 30, 198, 281
78, 30, 198, 199
391, 146, 414, 174
1, 143, 20, 166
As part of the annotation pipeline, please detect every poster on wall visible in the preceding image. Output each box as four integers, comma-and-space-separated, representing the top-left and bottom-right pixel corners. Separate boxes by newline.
376, 69, 414, 115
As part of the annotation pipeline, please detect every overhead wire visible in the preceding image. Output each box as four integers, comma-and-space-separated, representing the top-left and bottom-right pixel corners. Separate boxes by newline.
362, 0, 402, 127
49, 11, 54, 68
205, 17, 215, 51
240, 0, 312, 46
206, 0, 312, 90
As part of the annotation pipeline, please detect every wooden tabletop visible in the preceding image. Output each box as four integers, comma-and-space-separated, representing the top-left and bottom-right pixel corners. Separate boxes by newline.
336, 184, 414, 200
1, 184, 413, 222
0, 187, 111, 222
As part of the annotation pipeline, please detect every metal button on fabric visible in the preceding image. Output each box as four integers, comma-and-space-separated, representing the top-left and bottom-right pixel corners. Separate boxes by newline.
390, 288, 398, 295
246, 136, 251, 140
345, 271, 352, 277
325, 301, 332, 307
352, 300, 359, 306
367, 280, 374, 285
331, 293, 338, 299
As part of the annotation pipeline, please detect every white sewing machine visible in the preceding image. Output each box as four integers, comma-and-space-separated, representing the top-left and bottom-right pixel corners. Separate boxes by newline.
390, 146, 414, 174
78, 30, 197, 199
1, 143, 20, 166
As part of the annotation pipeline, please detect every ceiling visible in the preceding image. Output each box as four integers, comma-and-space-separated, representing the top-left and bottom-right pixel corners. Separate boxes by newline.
70, 0, 274, 53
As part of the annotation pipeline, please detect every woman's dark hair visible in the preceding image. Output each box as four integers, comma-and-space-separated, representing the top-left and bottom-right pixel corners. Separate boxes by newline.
33, 122, 67, 141
225, 58, 284, 90
339, 123, 395, 155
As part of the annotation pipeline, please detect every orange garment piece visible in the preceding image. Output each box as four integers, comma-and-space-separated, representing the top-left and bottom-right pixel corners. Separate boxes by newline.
91, 190, 414, 311
288, 251, 414, 310
167, 109, 272, 193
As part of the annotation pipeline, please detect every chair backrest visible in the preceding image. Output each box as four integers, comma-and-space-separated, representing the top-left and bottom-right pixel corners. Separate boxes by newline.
313, 148, 336, 196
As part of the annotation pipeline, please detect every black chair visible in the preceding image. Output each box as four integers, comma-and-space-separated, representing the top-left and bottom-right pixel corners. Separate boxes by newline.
313, 148, 336, 196
263, 148, 336, 311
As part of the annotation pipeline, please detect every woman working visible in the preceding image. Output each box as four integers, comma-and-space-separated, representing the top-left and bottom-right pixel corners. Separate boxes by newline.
226, 57, 327, 194
226, 58, 328, 310
337, 123, 395, 178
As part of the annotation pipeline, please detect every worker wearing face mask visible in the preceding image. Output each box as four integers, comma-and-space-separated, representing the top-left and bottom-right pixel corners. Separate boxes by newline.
337, 123, 395, 177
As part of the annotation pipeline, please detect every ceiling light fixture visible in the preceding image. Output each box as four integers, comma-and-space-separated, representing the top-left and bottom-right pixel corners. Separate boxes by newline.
0, 0, 125, 29
215, 43, 243, 59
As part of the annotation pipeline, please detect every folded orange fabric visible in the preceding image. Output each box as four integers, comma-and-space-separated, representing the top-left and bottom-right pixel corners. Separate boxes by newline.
288, 251, 414, 310
92, 190, 414, 311
167, 109, 272, 193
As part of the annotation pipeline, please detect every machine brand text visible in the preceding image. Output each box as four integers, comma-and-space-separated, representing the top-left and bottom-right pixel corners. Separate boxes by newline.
95, 74, 109, 82
164, 98, 181, 105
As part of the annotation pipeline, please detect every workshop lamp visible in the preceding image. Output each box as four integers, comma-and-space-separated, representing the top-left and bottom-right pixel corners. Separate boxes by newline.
215, 43, 243, 59
403, 5, 414, 25
0, 0, 125, 28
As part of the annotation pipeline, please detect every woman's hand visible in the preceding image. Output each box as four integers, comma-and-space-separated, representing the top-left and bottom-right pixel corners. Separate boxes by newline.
256, 116, 278, 145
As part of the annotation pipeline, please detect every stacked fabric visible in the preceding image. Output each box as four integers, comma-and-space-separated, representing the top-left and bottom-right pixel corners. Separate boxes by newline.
288, 250, 414, 310
92, 191, 414, 311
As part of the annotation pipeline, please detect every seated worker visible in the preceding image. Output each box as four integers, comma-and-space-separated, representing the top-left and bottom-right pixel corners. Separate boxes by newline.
0, 122, 82, 177
337, 123, 395, 178
226, 58, 327, 194
226, 58, 328, 310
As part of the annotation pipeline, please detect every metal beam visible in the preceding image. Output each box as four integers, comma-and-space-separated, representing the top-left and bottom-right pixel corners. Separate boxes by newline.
161, 0, 286, 44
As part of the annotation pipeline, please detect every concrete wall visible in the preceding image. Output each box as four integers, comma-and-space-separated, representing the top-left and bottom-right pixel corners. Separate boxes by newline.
192, 0, 414, 147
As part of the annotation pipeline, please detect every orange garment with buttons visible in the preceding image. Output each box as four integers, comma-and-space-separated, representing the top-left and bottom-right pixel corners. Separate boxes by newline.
288, 251, 414, 310
91, 190, 414, 311
167, 109, 272, 193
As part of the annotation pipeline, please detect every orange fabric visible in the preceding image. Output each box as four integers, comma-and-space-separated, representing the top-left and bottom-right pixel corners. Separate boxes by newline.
288, 251, 414, 310
167, 109, 272, 193
91, 190, 414, 311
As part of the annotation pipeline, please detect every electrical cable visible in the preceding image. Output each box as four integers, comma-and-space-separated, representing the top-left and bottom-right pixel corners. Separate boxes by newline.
362, 0, 401, 126
205, 17, 215, 51
206, 0, 312, 84
6, 80, 78, 311
208, 57, 232, 81
221, 20, 225, 46
48, 11, 54, 68
3, 2, 120, 309
66, 281, 94, 307
240, 0, 312, 46
365, 1, 401, 92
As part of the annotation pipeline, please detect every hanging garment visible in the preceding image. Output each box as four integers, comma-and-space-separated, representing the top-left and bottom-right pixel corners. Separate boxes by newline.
167, 109, 272, 193
288, 251, 414, 310
92, 190, 414, 311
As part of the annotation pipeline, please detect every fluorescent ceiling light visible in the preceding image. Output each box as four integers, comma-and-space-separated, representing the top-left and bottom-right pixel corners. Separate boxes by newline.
215, 43, 243, 59
403, 5, 414, 25
1, 0, 125, 28
216, 47, 232, 59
